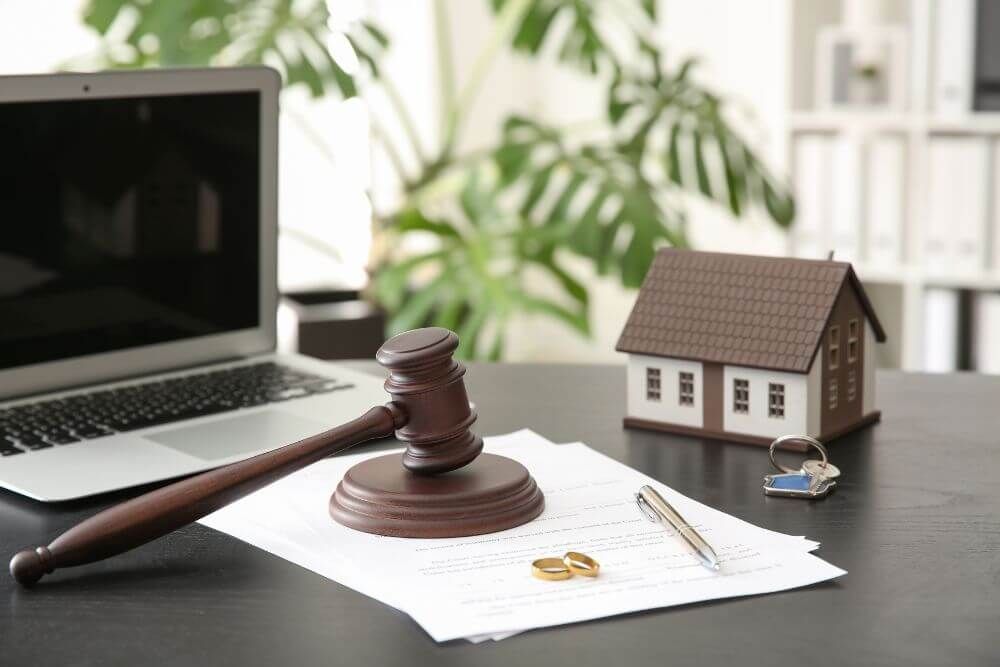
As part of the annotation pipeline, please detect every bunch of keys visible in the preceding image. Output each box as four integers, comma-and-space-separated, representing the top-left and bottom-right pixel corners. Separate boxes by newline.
762, 435, 840, 499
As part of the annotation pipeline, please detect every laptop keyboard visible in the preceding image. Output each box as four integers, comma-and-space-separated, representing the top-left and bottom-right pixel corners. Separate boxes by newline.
0, 362, 354, 457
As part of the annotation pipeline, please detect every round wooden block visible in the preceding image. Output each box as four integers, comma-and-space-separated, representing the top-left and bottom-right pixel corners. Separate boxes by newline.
330, 453, 544, 538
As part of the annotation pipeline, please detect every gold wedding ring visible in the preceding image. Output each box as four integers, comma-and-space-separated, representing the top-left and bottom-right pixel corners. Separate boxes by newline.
532, 557, 573, 581
563, 551, 600, 577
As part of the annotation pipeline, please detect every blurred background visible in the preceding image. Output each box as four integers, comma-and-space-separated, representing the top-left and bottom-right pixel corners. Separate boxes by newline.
1, 0, 997, 373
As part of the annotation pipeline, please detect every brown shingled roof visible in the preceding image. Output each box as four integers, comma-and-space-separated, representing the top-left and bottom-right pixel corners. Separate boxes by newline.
615, 249, 887, 373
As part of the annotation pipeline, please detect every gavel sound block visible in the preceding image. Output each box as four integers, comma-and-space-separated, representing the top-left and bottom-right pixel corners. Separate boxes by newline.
10, 327, 544, 586
330, 327, 544, 537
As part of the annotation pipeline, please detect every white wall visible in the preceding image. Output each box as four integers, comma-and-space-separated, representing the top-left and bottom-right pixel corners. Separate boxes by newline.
0, 0, 375, 294
0, 0, 796, 364
505, 0, 794, 362
0, 0, 96, 74
626, 354, 703, 428
723, 365, 809, 439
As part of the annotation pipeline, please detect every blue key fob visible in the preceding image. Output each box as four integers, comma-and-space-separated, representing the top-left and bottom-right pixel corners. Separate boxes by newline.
763, 472, 836, 499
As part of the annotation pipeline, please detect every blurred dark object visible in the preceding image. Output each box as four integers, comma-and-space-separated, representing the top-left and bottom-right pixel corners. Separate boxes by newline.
282, 291, 385, 360
974, 0, 1000, 110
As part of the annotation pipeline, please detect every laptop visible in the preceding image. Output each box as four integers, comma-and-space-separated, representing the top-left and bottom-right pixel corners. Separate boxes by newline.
0, 67, 387, 501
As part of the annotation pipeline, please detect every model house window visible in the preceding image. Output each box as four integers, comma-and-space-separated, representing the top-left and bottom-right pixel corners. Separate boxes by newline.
646, 368, 661, 401
678, 372, 695, 406
847, 369, 857, 402
848, 318, 859, 363
733, 379, 749, 414
829, 325, 840, 370
829, 377, 839, 410
768, 383, 785, 418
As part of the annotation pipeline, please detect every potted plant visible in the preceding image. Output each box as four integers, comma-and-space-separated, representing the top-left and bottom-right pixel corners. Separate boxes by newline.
76, 0, 794, 359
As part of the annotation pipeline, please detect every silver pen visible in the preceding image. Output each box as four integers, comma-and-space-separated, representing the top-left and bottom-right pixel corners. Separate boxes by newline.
635, 485, 720, 571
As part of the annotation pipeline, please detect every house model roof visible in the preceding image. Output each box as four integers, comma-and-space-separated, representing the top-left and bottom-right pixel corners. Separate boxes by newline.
616, 249, 887, 373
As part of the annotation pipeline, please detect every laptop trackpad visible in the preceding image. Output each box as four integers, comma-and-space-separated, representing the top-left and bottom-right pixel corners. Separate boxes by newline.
147, 411, 329, 461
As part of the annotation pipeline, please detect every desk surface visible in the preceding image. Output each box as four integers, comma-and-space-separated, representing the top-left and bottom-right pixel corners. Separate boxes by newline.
2, 365, 998, 666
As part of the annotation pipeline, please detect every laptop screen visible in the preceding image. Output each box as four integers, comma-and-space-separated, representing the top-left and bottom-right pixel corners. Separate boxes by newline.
0, 90, 261, 371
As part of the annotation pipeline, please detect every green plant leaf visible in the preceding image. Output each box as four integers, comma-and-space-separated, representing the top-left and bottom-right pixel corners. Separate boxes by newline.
605, 45, 794, 233
514, 291, 589, 335
373, 250, 449, 311
486, 331, 505, 361
666, 122, 683, 184
490, 0, 653, 72
393, 208, 462, 239
692, 130, 713, 198
387, 269, 453, 335
518, 162, 556, 218
569, 187, 610, 256
719, 135, 745, 216
83, 0, 127, 33
763, 177, 795, 226
532, 251, 588, 306
77, 0, 387, 98
456, 300, 491, 358
493, 115, 684, 288
377, 184, 592, 360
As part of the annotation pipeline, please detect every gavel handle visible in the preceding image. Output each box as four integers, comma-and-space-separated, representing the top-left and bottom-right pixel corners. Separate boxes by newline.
10, 404, 402, 586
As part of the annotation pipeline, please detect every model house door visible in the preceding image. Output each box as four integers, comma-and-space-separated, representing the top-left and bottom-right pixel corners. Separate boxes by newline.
703, 362, 724, 432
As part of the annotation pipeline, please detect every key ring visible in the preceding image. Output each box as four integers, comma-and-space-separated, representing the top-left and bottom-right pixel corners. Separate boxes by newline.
769, 435, 828, 474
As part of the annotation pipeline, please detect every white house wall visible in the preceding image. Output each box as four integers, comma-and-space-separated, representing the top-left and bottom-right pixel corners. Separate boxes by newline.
723, 366, 809, 439
626, 354, 703, 428
863, 321, 877, 414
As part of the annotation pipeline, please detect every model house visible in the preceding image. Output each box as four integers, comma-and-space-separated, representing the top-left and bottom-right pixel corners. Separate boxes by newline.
616, 250, 886, 446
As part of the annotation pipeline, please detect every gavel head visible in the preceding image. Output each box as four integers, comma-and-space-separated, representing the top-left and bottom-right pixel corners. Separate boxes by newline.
376, 327, 483, 475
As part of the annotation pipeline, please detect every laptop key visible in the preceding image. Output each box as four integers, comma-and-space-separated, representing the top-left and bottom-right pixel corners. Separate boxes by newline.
45, 433, 80, 445
0, 361, 351, 454
75, 426, 112, 439
20, 441, 54, 450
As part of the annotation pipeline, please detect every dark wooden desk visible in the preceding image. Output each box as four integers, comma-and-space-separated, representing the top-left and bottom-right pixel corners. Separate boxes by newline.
2, 366, 998, 666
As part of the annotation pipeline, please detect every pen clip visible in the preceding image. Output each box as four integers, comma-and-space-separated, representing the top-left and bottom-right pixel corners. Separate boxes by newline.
635, 492, 660, 523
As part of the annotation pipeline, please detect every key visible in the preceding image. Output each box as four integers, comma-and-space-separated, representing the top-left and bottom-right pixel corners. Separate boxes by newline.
801, 459, 841, 480
763, 472, 836, 499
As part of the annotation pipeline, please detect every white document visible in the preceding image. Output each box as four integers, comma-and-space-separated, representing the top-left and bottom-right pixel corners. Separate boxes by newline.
830, 135, 863, 263
866, 135, 906, 268
992, 140, 1000, 272
201, 430, 840, 642
974, 291, 1000, 374
922, 287, 960, 373
793, 134, 831, 259
925, 137, 989, 274
933, 0, 975, 115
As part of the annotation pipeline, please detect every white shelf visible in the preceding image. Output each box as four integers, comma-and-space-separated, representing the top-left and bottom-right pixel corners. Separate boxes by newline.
928, 114, 1000, 134
785, 0, 1000, 371
791, 110, 1000, 136
789, 110, 917, 133
852, 263, 1000, 291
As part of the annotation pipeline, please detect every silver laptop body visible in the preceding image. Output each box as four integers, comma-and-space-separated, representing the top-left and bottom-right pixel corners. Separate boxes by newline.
0, 67, 386, 501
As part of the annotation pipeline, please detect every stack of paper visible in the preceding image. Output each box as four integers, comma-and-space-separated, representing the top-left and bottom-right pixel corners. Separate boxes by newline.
200, 430, 844, 642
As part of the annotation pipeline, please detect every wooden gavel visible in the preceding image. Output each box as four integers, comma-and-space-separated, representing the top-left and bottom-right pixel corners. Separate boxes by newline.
10, 327, 544, 586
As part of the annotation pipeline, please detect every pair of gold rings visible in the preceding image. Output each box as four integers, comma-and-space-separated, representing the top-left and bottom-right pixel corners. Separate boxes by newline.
531, 551, 600, 581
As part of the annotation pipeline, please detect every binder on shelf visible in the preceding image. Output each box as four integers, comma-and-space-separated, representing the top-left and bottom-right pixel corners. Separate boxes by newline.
933, 0, 976, 114
830, 135, 863, 263
866, 134, 905, 268
792, 134, 830, 259
924, 137, 989, 275
992, 140, 1000, 272
922, 287, 960, 373
973, 0, 1000, 110
973, 291, 1000, 374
